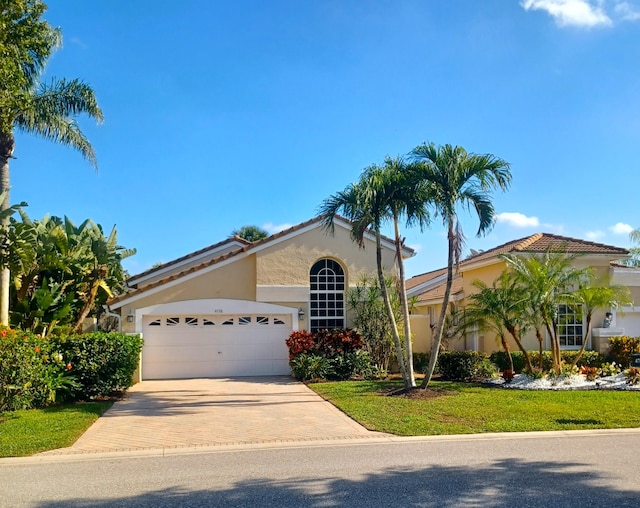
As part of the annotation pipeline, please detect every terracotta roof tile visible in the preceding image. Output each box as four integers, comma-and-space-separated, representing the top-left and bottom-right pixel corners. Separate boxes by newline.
109, 214, 415, 307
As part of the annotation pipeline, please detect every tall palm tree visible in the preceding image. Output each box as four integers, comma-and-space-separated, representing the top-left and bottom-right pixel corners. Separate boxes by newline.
380, 157, 430, 387
320, 165, 417, 387
0, 7, 103, 324
410, 142, 511, 388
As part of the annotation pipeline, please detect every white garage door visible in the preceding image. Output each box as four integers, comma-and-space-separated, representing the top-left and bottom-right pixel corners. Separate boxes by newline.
141, 314, 292, 379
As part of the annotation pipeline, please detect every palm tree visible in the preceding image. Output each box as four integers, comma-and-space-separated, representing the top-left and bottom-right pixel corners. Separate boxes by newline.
379, 157, 431, 387
501, 250, 587, 374
231, 225, 269, 242
626, 228, 640, 266
463, 271, 533, 373
319, 165, 416, 387
0, 27, 103, 325
410, 142, 511, 388
566, 279, 632, 368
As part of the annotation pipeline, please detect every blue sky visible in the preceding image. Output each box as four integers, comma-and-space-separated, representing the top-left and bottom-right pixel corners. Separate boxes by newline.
12, 0, 640, 278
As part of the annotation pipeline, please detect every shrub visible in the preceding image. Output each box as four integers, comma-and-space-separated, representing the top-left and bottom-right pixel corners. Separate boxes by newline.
608, 336, 640, 368
491, 350, 606, 373
413, 352, 430, 374
285, 331, 315, 359
600, 362, 621, 376
624, 368, 640, 385
286, 329, 370, 381
0, 327, 77, 411
579, 365, 601, 381
290, 354, 332, 381
437, 351, 497, 381
489, 351, 527, 373
50, 332, 143, 399
313, 329, 364, 357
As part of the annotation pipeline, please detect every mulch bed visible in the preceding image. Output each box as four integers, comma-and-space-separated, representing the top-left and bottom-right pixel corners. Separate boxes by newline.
381, 386, 456, 400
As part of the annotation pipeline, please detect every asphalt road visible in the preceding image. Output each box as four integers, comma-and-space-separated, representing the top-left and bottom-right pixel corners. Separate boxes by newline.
2, 430, 640, 507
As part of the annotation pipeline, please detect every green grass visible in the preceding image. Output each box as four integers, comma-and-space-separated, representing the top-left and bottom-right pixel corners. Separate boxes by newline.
309, 380, 640, 435
0, 401, 112, 457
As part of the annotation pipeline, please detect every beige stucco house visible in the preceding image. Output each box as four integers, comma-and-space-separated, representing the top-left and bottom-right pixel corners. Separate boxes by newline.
406, 233, 636, 357
108, 215, 413, 380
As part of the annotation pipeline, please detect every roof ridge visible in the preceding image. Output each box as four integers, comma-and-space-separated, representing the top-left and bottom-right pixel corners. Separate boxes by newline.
514, 232, 543, 251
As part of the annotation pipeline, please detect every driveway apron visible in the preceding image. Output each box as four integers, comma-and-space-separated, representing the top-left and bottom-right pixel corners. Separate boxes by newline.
46, 377, 379, 454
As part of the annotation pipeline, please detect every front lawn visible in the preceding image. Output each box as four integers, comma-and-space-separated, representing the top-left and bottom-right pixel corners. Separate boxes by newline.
309, 380, 640, 435
0, 401, 112, 457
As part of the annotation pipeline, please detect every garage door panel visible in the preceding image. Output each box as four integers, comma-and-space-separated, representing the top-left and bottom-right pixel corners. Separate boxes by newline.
142, 313, 292, 379
142, 345, 221, 363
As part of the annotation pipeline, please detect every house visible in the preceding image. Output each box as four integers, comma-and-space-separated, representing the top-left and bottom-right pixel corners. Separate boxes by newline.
108, 215, 414, 380
406, 233, 637, 356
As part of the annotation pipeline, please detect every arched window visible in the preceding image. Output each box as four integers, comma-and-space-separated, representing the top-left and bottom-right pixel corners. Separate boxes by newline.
309, 259, 345, 332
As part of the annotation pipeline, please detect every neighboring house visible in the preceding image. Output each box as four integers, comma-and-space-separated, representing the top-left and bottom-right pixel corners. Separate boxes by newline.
108, 215, 414, 380
406, 233, 637, 356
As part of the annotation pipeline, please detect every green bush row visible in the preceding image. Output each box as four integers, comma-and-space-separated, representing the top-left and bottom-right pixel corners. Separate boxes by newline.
489, 350, 606, 372
290, 351, 381, 381
0, 328, 142, 411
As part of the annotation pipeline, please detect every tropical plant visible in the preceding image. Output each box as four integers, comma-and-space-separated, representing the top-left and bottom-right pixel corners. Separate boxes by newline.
0, 0, 103, 325
565, 279, 632, 367
410, 142, 511, 388
347, 274, 401, 372
502, 250, 588, 374
461, 271, 534, 373
231, 225, 269, 242
624, 228, 640, 266
6, 212, 134, 335
319, 160, 428, 388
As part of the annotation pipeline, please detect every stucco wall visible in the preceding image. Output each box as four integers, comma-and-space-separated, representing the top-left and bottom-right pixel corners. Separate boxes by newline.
121, 255, 257, 333
256, 224, 397, 286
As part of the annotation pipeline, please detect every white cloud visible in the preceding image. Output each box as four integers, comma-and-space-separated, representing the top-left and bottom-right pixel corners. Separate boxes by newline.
585, 230, 605, 240
614, 1, 640, 20
610, 222, 634, 234
521, 0, 613, 27
496, 212, 540, 228
262, 222, 293, 234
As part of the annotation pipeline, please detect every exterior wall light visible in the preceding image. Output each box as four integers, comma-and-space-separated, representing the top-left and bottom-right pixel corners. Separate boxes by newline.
127, 311, 135, 323
298, 308, 305, 320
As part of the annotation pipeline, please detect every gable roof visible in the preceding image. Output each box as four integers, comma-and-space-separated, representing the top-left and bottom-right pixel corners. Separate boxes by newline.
109, 215, 415, 309
127, 236, 251, 288
406, 232, 629, 304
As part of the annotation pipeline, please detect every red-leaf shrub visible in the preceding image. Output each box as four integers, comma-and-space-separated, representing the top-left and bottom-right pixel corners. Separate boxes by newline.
285, 330, 315, 359
314, 329, 364, 356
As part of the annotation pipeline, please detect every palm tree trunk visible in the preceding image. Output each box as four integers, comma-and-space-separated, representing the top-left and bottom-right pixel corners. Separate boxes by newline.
506, 326, 534, 373
421, 217, 456, 389
0, 131, 14, 327
394, 216, 415, 388
571, 315, 592, 368
72, 267, 107, 333
535, 328, 544, 369
375, 228, 408, 385
500, 335, 514, 373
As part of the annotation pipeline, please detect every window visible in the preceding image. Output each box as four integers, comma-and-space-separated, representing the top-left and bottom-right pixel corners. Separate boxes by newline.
185, 317, 198, 326
148, 319, 161, 327
557, 304, 584, 348
238, 316, 251, 325
309, 259, 345, 333
203, 318, 215, 326
222, 318, 234, 325
257, 316, 269, 325
166, 317, 180, 326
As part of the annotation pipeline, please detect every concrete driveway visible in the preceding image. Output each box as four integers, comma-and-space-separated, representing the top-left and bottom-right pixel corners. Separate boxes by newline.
44, 377, 380, 454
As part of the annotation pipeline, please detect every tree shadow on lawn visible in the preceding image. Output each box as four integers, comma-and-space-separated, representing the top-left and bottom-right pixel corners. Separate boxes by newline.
36, 457, 637, 507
